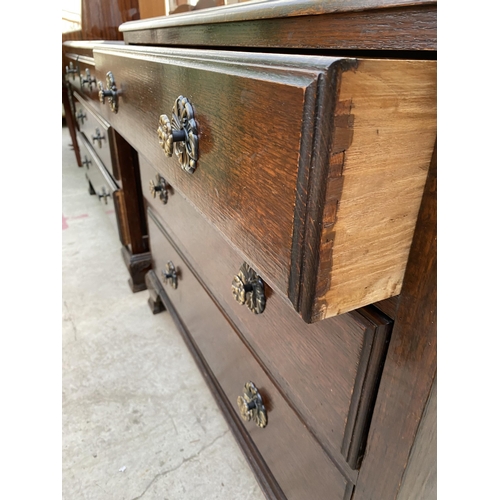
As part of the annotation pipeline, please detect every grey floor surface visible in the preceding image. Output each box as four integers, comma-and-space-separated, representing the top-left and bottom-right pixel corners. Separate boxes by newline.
62, 124, 266, 500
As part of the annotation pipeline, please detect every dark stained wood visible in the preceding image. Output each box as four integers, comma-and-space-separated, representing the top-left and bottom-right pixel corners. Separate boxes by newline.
145, 270, 166, 314
112, 131, 149, 255
352, 142, 437, 500
373, 296, 400, 319
397, 377, 436, 500
113, 190, 131, 247
120, 0, 435, 31
94, 45, 435, 322
147, 210, 353, 500
73, 93, 116, 178
94, 45, 335, 304
121, 245, 151, 292
62, 84, 81, 167
122, 5, 436, 52
81, 0, 140, 40
140, 154, 391, 477
145, 270, 287, 500
77, 132, 118, 204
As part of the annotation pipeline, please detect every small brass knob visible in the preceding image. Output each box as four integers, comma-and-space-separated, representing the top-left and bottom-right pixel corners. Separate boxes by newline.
76, 109, 87, 125
237, 382, 267, 428
162, 261, 178, 289
98, 71, 120, 113
82, 156, 92, 169
97, 187, 110, 204
65, 61, 78, 80
232, 263, 266, 314
92, 128, 105, 148
80, 68, 96, 91
157, 96, 199, 174
149, 173, 169, 204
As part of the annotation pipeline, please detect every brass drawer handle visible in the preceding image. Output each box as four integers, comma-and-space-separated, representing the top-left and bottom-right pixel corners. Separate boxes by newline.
232, 263, 266, 314
80, 68, 96, 92
98, 71, 120, 113
82, 156, 92, 169
237, 382, 267, 428
162, 261, 178, 289
149, 173, 169, 205
157, 95, 199, 174
92, 128, 105, 148
97, 187, 110, 204
65, 61, 78, 80
76, 109, 87, 125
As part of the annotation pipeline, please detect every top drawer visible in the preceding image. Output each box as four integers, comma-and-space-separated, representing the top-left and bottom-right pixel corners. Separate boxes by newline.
93, 45, 436, 322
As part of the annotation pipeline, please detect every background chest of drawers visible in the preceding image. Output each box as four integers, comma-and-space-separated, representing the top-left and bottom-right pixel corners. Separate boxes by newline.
63, 42, 151, 292
62, 1, 437, 498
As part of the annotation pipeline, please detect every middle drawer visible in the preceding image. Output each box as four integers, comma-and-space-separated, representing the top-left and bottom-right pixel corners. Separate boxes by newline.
141, 155, 391, 471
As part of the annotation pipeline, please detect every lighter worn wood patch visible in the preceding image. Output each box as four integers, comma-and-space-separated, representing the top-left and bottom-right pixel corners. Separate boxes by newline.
313, 59, 436, 321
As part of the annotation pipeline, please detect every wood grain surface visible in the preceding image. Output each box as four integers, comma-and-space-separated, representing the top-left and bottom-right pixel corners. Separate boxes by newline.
311, 59, 436, 321
352, 142, 436, 500
73, 93, 116, 177
140, 154, 391, 476
120, 0, 435, 30
147, 209, 352, 500
122, 5, 436, 52
93, 44, 435, 323
93, 44, 338, 302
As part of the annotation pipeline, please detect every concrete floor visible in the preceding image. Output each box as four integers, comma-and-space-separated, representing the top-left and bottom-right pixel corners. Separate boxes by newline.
62, 124, 266, 500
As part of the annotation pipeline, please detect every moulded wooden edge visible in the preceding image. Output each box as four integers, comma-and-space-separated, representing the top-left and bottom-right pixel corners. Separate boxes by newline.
119, 0, 435, 31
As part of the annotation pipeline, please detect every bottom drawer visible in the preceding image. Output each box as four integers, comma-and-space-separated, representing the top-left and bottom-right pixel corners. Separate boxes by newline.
147, 207, 353, 500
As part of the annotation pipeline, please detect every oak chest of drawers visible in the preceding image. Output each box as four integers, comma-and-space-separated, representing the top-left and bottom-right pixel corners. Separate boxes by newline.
63, 1, 437, 498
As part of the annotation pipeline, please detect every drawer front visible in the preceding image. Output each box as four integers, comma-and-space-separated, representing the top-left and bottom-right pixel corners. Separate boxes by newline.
95, 45, 436, 322
147, 210, 352, 500
141, 155, 391, 471
74, 93, 116, 179
94, 45, 340, 306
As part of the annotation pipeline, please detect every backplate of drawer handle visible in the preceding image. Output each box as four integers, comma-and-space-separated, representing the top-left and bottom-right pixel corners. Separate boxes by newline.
237, 381, 267, 428
157, 95, 199, 174
98, 71, 120, 114
162, 261, 178, 289
232, 263, 266, 314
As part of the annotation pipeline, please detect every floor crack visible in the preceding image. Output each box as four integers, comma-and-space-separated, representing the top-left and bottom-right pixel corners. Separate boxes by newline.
130, 430, 229, 500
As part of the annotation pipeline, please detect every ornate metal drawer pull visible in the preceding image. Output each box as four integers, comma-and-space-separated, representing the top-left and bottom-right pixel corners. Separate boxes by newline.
82, 156, 92, 169
65, 61, 78, 80
162, 261, 178, 289
81, 68, 96, 91
157, 96, 199, 174
149, 173, 169, 204
237, 382, 267, 428
98, 71, 120, 113
76, 110, 87, 125
92, 128, 105, 148
97, 187, 110, 204
232, 263, 266, 314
